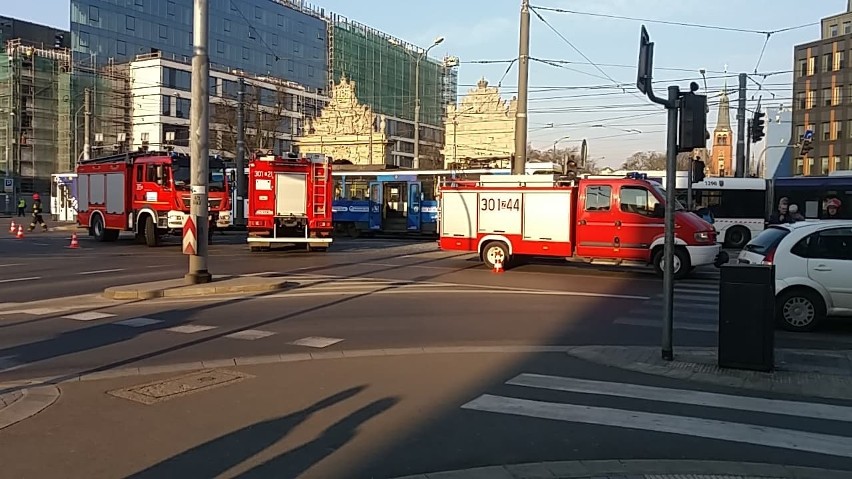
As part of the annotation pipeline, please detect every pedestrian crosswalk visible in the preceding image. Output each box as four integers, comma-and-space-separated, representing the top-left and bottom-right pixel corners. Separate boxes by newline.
461, 372, 852, 459
612, 271, 721, 333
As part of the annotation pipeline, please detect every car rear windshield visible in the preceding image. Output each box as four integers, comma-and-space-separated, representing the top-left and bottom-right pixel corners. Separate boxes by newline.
744, 226, 790, 255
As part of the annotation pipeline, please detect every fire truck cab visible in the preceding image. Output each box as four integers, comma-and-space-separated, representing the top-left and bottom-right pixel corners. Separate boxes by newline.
439, 173, 724, 279
75, 150, 231, 247
246, 153, 333, 252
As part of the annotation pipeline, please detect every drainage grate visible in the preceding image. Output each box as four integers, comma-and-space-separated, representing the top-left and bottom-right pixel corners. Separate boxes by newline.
107, 369, 253, 405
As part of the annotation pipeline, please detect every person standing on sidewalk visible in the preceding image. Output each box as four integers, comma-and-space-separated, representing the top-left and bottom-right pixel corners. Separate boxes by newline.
28, 193, 48, 232
16, 197, 26, 217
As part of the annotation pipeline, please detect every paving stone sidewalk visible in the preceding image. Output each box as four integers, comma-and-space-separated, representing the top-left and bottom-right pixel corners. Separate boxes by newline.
0, 382, 59, 431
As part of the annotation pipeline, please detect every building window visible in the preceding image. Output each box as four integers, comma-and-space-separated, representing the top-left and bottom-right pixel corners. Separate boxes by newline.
820, 157, 830, 175
830, 24, 839, 37
78, 31, 89, 47
795, 124, 805, 140
224, 19, 230, 32
822, 122, 831, 140
242, 47, 250, 60
271, 34, 278, 46
161, 96, 171, 116
176, 98, 190, 118
216, 40, 224, 53
167, 1, 176, 16
116, 40, 126, 55
266, 53, 273, 66
159, 24, 168, 39
796, 91, 805, 109
833, 156, 841, 172
89, 5, 99, 22
833, 120, 842, 140
822, 54, 831, 72
835, 50, 845, 70
823, 87, 832, 106
808, 56, 816, 75
797, 59, 807, 77
126, 15, 135, 31
846, 21, 852, 34
806, 90, 815, 109
847, 155, 852, 170
277, 14, 284, 27
834, 85, 843, 105
135, 0, 143, 6
795, 158, 804, 175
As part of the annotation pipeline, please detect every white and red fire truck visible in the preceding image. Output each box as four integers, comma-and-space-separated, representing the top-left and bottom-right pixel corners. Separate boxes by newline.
76, 150, 231, 247
438, 173, 726, 279
246, 153, 333, 252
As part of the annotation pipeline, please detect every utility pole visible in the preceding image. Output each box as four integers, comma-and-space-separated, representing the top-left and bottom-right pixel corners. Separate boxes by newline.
746, 119, 752, 178
186, 0, 211, 284
83, 88, 91, 161
735, 73, 746, 178
235, 76, 246, 227
413, 37, 444, 169
687, 156, 693, 209
513, 0, 531, 175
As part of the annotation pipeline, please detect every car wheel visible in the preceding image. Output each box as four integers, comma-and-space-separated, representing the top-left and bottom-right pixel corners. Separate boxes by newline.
652, 247, 691, 280
777, 288, 825, 332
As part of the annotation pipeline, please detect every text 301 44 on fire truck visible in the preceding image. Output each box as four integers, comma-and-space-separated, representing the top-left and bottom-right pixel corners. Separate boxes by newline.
75, 150, 231, 247
438, 173, 725, 279
246, 153, 334, 252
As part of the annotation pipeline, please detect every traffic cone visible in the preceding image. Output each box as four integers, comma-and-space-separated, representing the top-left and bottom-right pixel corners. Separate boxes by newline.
16, 225, 24, 239
68, 232, 79, 249
9, 220, 16, 234
492, 255, 504, 274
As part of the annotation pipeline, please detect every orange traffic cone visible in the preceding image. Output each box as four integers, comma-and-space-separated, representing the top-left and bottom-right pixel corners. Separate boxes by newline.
9, 220, 16, 234
492, 255, 504, 274
16, 225, 24, 239
68, 232, 79, 249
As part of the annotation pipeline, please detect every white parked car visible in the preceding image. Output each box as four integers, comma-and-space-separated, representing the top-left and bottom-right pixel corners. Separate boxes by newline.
737, 221, 852, 332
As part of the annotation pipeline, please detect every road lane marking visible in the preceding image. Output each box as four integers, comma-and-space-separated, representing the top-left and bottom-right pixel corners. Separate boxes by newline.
290, 336, 343, 348
62, 312, 117, 321
0, 263, 24, 268
507, 374, 852, 422
166, 325, 217, 334
225, 330, 276, 340
0, 277, 40, 284
114, 317, 164, 328
77, 268, 125, 275
461, 394, 852, 459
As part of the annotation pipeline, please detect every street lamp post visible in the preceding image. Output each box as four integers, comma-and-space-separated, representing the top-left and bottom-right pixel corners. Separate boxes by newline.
413, 36, 444, 169
553, 135, 571, 169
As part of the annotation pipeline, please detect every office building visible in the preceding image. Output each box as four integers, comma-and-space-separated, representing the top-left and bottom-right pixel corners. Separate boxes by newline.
792, 1, 852, 175
0, 16, 69, 49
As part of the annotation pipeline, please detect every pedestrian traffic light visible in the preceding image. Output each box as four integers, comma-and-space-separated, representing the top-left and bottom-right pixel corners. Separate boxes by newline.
678, 91, 708, 152
692, 158, 706, 183
751, 111, 766, 143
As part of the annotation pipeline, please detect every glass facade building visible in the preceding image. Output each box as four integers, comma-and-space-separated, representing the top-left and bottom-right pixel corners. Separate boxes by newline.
70, 0, 329, 91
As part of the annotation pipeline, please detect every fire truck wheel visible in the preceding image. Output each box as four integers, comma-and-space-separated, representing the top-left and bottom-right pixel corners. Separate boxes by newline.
652, 247, 691, 280
481, 241, 510, 270
143, 215, 159, 247
91, 215, 107, 242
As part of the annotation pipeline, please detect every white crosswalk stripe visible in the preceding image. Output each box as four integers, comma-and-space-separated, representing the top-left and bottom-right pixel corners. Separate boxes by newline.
612, 274, 720, 331
462, 372, 852, 459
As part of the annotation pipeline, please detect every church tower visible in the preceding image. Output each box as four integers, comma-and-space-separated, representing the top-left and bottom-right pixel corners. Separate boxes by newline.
710, 87, 734, 176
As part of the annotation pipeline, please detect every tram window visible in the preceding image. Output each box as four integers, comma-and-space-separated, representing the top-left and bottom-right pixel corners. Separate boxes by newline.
333, 179, 343, 200
422, 180, 437, 200
348, 181, 369, 200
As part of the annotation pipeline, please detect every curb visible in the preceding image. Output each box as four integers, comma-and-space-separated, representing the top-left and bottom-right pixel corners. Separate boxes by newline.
565, 346, 852, 401
390, 460, 852, 479
103, 277, 298, 300
0, 383, 60, 431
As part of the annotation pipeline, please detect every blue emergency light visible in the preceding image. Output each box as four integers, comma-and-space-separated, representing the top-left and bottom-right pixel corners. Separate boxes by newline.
626, 172, 648, 180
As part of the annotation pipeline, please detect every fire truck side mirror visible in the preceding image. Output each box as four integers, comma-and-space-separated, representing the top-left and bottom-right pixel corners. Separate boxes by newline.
652, 203, 664, 218
155, 165, 165, 186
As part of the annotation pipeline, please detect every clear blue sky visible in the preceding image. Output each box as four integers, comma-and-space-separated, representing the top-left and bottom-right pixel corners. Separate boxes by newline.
2, 0, 845, 167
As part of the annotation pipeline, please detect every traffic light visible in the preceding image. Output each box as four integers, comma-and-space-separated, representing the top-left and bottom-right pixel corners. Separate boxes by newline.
799, 138, 813, 157
691, 158, 706, 183
564, 159, 578, 180
751, 111, 766, 143
678, 92, 708, 152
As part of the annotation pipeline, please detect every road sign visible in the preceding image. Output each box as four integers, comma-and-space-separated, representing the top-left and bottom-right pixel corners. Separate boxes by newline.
3, 178, 12, 193
803, 129, 814, 141
182, 215, 197, 255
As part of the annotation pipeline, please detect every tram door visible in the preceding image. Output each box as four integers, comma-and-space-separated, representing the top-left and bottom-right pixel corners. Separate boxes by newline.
407, 182, 422, 231
382, 181, 408, 232
368, 181, 382, 230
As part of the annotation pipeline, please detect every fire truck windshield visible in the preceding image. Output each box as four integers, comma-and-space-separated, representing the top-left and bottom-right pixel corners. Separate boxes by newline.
652, 185, 685, 211
171, 158, 226, 192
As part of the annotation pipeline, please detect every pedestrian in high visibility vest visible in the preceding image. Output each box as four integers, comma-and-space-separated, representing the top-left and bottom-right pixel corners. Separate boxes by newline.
28, 193, 48, 232
17, 198, 26, 217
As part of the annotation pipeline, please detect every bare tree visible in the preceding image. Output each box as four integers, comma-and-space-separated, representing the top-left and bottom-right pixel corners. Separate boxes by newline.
621, 151, 691, 171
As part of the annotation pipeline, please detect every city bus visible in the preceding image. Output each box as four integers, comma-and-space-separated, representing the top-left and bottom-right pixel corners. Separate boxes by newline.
770, 174, 852, 220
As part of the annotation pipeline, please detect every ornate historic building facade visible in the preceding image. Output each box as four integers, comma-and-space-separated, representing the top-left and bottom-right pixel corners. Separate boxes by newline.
442, 78, 516, 169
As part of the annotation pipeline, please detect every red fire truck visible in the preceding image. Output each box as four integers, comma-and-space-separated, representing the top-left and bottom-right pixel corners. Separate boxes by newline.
75, 150, 232, 247
439, 173, 726, 279
246, 153, 333, 252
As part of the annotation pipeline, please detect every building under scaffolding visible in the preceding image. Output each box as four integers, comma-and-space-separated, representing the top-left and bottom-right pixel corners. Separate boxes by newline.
326, 15, 457, 128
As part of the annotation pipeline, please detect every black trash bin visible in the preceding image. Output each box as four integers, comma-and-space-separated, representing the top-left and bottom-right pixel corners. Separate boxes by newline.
718, 263, 775, 372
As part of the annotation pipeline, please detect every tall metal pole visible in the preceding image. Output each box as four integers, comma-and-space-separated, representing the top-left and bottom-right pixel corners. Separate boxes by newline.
83, 88, 91, 161
513, 0, 531, 175
735, 73, 746, 178
746, 119, 752, 178
235, 76, 246, 227
686, 157, 693, 210
186, 0, 211, 284
661, 85, 680, 361
414, 54, 422, 169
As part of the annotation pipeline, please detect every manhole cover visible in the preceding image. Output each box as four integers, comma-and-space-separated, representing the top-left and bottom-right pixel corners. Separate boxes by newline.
108, 369, 253, 405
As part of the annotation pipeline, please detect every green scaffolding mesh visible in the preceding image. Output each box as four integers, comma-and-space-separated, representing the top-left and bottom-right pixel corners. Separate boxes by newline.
329, 21, 449, 127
